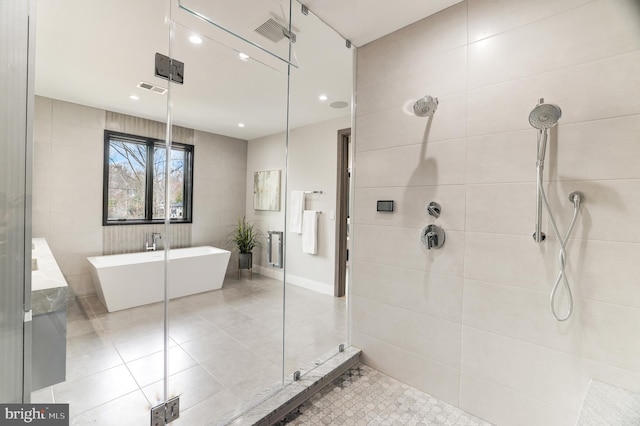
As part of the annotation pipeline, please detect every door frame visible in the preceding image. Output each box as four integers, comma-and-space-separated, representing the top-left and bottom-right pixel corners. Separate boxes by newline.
334, 127, 350, 297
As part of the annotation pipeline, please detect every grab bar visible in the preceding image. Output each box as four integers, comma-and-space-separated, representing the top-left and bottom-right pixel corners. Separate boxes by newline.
267, 231, 283, 268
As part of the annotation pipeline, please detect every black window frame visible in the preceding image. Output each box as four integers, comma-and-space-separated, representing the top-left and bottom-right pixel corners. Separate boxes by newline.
102, 130, 194, 226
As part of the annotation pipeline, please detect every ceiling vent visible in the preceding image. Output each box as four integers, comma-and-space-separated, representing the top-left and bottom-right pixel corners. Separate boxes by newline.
255, 18, 296, 43
137, 81, 167, 95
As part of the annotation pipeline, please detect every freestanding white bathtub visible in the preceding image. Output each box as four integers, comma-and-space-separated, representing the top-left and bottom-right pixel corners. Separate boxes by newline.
87, 246, 230, 312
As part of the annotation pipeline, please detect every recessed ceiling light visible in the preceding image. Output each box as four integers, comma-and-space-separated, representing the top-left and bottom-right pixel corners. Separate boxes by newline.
238, 123, 245, 128
238, 52, 250, 61
330, 101, 349, 109
129, 95, 139, 100
318, 94, 328, 101
189, 35, 203, 44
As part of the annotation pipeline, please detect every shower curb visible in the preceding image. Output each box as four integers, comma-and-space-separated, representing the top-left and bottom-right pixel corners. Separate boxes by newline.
227, 346, 361, 426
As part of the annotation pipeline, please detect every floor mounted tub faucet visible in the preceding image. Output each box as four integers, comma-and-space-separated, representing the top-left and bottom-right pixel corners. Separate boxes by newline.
146, 232, 161, 251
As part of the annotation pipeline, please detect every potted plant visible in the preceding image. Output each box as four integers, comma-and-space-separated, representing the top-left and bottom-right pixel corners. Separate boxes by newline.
228, 216, 261, 278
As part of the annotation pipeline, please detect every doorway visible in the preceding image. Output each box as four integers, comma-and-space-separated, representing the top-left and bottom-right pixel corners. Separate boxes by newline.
335, 128, 351, 297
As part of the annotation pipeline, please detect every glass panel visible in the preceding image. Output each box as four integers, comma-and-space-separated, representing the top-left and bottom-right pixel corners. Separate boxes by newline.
176, 0, 296, 67
167, 11, 290, 422
153, 146, 187, 220
31, 0, 171, 423
283, 0, 354, 379
107, 139, 148, 221
0, 0, 29, 402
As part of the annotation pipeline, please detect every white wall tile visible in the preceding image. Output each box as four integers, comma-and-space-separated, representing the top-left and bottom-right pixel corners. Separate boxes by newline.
461, 325, 640, 415
354, 0, 640, 421
569, 239, 640, 308
358, 2, 467, 67
467, 51, 640, 136
357, 46, 467, 116
353, 185, 465, 231
353, 296, 461, 368
464, 232, 555, 291
461, 326, 590, 413
459, 373, 577, 426
55, 254, 94, 277
353, 224, 465, 277
352, 260, 463, 323
546, 179, 640, 243
34, 96, 52, 143
353, 331, 460, 406
462, 280, 581, 360
466, 183, 537, 235
48, 231, 102, 256
65, 274, 96, 297
549, 115, 640, 182
468, 114, 640, 185
355, 139, 466, 188
355, 92, 467, 152
580, 298, 640, 375
468, 0, 640, 89
466, 129, 536, 184
52, 99, 105, 129
467, 0, 595, 43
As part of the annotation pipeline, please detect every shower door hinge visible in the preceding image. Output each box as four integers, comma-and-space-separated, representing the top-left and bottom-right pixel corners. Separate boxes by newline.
150, 396, 180, 425
155, 53, 184, 85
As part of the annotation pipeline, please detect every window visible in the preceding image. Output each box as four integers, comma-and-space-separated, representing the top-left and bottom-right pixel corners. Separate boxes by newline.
103, 130, 194, 225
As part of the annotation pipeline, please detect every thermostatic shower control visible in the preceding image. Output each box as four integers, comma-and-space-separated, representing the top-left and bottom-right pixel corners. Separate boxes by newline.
421, 225, 445, 250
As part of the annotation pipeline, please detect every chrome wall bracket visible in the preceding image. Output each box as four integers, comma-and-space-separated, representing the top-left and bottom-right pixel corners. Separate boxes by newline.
151, 396, 180, 425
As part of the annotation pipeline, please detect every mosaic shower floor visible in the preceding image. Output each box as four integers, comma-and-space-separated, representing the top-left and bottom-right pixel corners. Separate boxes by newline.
278, 364, 492, 426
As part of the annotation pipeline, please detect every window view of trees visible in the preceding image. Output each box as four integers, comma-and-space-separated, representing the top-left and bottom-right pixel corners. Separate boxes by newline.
107, 140, 147, 220
104, 131, 193, 224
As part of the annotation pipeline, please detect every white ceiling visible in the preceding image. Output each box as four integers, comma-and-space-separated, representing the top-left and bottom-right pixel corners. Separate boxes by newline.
34, 0, 461, 140
300, 0, 463, 47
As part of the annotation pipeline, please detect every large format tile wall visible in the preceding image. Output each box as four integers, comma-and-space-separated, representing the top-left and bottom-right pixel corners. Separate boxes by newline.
351, 0, 640, 424
33, 97, 247, 296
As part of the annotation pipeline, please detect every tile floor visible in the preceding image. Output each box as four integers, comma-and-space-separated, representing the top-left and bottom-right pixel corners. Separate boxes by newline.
277, 364, 493, 426
31, 273, 346, 425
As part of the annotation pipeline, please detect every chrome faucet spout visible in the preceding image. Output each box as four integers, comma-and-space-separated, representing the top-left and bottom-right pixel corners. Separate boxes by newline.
145, 233, 162, 251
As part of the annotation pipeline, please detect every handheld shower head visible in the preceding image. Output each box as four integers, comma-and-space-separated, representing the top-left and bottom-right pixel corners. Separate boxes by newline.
413, 95, 438, 117
529, 101, 562, 130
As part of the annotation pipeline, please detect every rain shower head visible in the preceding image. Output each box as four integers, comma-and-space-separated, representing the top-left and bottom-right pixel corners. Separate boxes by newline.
529, 101, 562, 130
413, 95, 438, 117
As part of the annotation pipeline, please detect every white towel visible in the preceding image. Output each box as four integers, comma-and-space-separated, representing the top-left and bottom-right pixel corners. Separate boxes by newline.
289, 191, 305, 234
302, 210, 318, 255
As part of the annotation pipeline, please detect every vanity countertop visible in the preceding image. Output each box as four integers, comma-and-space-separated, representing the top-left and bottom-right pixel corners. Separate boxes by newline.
31, 238, 68, 315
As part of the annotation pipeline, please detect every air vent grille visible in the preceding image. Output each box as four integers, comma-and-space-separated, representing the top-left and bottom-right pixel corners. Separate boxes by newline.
137, 81, 167, 95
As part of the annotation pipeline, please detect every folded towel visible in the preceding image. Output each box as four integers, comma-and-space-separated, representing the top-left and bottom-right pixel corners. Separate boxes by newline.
302, 210, 318, 255
289, 191, 305, 234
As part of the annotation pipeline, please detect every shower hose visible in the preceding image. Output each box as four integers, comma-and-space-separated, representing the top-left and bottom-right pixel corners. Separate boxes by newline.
537, 164, 583, 321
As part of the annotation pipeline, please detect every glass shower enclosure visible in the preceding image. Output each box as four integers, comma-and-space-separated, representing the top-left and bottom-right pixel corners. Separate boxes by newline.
20, 0, 353, 424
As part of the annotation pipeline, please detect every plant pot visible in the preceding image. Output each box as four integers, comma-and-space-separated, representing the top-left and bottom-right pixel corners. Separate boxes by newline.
238, 252, 252, 270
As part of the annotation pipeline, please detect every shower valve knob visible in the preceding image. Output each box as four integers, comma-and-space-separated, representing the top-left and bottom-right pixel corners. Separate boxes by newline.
421, 225, 445, 250
427, 202, 441, 218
